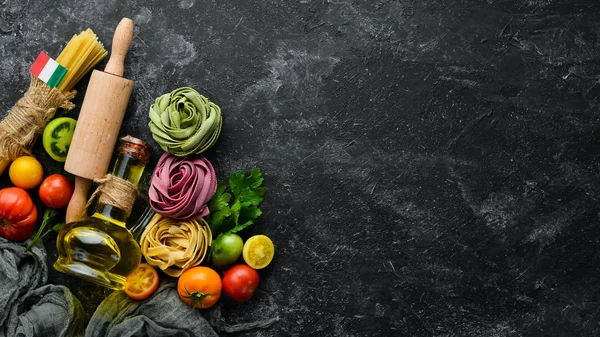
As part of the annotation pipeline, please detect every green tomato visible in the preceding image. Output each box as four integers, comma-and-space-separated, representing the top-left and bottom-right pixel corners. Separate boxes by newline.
42, 117, 77, 162
211, 233, 244, 269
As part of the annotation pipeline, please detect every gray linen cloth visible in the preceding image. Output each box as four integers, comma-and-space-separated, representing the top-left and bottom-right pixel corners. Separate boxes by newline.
86, 282, 278, 336
86, 281, 218, 337
0, 237, 84, 337
1, 237, 273, 336
0, 238, 219, 337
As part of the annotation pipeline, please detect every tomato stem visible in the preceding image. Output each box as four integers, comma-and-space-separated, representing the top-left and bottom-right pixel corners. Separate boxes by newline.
180, 284, 212, 308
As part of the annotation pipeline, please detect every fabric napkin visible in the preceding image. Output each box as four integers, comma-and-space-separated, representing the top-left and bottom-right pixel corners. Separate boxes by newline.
0, 237, 275, 337
0, 237, 84, 337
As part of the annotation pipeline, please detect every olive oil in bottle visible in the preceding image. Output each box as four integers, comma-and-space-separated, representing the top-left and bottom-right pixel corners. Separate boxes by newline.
54, 135, 151, 290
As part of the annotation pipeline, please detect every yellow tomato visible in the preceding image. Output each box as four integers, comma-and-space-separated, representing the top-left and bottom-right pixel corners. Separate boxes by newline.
9, 156, 44, 190
242, 235, 275, 269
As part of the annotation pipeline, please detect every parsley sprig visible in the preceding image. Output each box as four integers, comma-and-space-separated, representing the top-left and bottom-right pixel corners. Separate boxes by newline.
25, 208, 66, 252
207, 168, 265, 238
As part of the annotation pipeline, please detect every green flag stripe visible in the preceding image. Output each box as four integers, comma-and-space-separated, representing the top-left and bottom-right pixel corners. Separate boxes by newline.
47, 65, 67, 88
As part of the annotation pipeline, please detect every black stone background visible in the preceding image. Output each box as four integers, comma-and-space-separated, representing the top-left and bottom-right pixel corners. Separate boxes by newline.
1, 0, 600, 336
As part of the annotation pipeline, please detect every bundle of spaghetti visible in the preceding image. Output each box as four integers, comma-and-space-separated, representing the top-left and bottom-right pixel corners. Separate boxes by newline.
56, 29, 107, 92
0, 29, 107, 174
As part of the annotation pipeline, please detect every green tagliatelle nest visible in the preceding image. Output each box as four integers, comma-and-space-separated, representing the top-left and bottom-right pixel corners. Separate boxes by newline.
148, 87, 222, 156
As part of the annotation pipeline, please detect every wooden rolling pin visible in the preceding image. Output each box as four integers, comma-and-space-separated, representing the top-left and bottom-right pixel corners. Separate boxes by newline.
65, 18, 134, 223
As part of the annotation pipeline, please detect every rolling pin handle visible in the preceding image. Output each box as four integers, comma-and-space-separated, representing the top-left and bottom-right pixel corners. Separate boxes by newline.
66, 176, 94, 224
104, 17, 134, 77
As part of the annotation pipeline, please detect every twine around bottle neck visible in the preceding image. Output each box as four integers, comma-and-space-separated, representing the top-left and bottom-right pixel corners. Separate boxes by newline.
85, 174, 137, 218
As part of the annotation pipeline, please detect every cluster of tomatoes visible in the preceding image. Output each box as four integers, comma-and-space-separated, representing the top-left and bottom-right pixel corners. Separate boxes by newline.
124, 233, 274, 308
125, 263, 261, 308
0, 155, 73, 241
0, 116, 76, 241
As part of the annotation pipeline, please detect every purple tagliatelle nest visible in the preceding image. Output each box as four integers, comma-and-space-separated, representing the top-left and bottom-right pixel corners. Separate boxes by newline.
149, 153, 217, 220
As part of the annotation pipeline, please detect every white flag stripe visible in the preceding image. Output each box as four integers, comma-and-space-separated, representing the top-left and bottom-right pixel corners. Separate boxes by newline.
38, 58, 60, 83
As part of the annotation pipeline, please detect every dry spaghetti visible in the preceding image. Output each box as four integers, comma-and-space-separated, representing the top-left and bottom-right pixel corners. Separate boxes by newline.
0, 28, 106, 174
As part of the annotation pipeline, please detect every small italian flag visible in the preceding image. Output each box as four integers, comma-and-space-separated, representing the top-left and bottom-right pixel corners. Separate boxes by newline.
29, 52, 67, 88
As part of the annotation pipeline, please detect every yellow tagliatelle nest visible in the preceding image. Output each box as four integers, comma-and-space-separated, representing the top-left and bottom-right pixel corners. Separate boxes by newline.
140, 214, 212, 277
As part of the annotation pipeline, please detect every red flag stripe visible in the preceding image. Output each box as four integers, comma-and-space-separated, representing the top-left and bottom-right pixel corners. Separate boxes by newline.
30, 52, 51, 77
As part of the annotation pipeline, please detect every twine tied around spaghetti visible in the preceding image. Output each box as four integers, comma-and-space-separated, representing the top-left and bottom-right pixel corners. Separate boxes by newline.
85, 174, 138, 217
0, 75, 76, 161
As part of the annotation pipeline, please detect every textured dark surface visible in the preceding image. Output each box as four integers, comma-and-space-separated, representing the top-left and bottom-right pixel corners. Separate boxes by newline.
2, 0, 600, 336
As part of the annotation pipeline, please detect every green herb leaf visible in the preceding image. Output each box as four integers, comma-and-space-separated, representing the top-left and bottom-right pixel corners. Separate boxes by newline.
238, 186, 265, 205
228, 220, 253, 234
208, 182, 230, 211
207, 168, 266, 238
207, 181, 232, 229
230, 203, 262, 233
52, 222, 66, 232
246, 168, 264, 189
229, 171, 246, 199
25, 208, 62, 252
239, 203, 262, 223
229, 199, 242, 225
209, 208, 231, 227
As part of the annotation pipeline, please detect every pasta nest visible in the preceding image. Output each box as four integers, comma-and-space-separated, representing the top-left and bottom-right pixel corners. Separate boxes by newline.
148, 87, 222, 156
140, 213, 212, 277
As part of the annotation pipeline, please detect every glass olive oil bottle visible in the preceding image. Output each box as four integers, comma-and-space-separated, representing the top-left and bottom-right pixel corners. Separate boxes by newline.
54, 136, 151, 290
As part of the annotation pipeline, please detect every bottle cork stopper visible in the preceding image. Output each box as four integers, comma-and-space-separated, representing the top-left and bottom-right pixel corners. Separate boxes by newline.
119, 135, 152, 164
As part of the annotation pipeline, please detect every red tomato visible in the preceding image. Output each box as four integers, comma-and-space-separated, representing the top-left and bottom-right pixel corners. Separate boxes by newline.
178, 267, 222, 309
38, 174, 74, 209
0, 187, 37, 241
222, 264, 260, 302
124, 263, 160, 300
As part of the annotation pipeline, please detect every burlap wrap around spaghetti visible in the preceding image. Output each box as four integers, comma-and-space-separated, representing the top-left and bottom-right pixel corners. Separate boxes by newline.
0, 75, 75, 163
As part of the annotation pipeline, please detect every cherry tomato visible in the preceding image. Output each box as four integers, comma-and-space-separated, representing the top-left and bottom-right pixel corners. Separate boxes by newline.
42, 117, 77, 162
39, 174, 74, 209
9, 156, 44, 190
124, 263, 160, 301
0, 187, 37, 241
222, 264, 260, 302
242, 235, 275, 269
178, 266, 222, 309
211, 233, 243, 269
